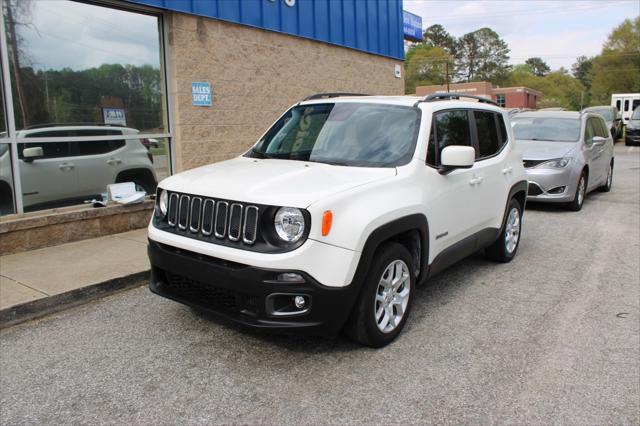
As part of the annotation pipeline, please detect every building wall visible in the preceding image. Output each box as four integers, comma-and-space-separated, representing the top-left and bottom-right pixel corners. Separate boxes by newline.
167, 12, 404, 171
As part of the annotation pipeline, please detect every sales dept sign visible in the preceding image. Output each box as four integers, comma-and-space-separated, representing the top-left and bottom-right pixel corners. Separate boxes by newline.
192, 81, 212, 106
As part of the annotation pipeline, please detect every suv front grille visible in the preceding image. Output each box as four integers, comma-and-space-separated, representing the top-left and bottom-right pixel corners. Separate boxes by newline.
157, 191, 262, 248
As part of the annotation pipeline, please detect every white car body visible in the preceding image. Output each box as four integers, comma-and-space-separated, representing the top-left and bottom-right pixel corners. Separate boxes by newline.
148, 95, 528, 346
0, 126, 157, 213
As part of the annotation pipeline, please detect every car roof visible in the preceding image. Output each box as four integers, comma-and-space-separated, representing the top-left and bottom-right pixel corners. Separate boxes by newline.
583, 105, 613, 111
17, 125, 138, 134
299, 95, 504, 112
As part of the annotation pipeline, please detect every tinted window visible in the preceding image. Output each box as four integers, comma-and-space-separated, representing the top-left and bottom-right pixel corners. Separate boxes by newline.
498, 114, 508, 145
616, 100, 621, 111
625, 100, 629, 111
474, 111, 500, 158
19, 142, 70, 159
633, 100, 640, 111
76, 140, 125, 155
588, 108, 613, 121
633, 107, 640, 120
427, 110, 471, 166
251, 103, 420, 167
585, 119, 598, 142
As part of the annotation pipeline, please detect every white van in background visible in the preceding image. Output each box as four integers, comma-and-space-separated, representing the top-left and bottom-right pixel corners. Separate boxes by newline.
611, 93, 640, 124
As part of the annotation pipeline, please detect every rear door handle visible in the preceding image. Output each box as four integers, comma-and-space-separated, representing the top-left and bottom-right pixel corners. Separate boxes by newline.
469, 176, 484, 185
107, 158, 122, 166
58, 163, 74, 171
501, 166, 513, 174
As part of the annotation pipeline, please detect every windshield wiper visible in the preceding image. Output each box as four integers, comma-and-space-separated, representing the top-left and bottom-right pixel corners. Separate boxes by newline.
250, 148, 277, 159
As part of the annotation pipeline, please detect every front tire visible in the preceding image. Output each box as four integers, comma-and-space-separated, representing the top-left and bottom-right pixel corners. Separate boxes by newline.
345, 243, 415, 348
598, 161, 613, 192
567, 171, 587, 211
485, 198, 522, 263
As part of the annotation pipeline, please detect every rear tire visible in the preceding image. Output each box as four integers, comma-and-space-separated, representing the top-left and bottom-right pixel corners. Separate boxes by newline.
345, 242, 415, 348
485, 198, 522, 263
566, 172, 587, 211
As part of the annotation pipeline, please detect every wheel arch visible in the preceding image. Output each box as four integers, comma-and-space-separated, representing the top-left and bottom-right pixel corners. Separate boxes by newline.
115, 167, 157, 190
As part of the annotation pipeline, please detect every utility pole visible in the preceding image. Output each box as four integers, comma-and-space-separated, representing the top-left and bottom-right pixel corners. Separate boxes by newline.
5, 3, 28, 128
446, 61, 450, 92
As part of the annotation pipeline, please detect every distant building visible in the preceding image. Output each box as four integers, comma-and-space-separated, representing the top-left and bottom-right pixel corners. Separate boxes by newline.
416, 82, 542, 109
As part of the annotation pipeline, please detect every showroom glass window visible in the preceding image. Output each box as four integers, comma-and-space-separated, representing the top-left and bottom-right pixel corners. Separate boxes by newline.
2, 0, 170, 213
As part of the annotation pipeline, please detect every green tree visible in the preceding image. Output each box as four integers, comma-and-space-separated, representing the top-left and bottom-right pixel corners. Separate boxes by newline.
571, 55, 593, 89
507, 70, 586, 110
456, 28, 511, 84
423, 24, 457, 55
590, 17, 640, 104
525, 57, 550, 76
404, 45, 453, 94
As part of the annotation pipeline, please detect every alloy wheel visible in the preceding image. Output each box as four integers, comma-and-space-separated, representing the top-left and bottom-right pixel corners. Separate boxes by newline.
577, 176, 585, 206
504, 207, 520, 254
374, 260, 410, 333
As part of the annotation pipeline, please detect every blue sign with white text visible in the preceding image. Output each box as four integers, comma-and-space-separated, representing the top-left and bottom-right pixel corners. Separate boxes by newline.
403, 11, 423, 42
192, 81, 212, 106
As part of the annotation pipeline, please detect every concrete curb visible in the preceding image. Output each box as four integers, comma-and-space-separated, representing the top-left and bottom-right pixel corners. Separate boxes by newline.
0, 270, 150, 329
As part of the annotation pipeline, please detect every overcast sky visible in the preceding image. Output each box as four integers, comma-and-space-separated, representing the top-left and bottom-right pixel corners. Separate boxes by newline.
403, 0, 640, 70
16, 0, 160, 71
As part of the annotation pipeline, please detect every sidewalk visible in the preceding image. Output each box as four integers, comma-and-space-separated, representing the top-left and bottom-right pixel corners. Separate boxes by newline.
0, 228, 149, 327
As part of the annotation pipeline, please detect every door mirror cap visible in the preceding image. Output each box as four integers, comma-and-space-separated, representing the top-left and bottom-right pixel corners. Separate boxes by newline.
439, 145, 475, 174
591, 136, 607, 146
22, 147, 44, 163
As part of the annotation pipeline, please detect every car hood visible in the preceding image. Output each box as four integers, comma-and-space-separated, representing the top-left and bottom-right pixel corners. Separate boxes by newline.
515, 140, 577, 161
159, 156, 397, 208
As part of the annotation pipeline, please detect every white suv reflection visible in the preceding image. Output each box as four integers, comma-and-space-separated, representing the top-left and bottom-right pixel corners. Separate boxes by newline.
0, 125, 157, 214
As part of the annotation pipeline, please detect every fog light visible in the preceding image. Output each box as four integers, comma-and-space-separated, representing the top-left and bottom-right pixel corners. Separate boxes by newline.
277, 272, 305, 283
294, 295, 306, 309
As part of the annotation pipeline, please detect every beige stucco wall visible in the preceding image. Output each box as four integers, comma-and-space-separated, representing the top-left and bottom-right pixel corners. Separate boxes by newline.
166, 12, 404, 172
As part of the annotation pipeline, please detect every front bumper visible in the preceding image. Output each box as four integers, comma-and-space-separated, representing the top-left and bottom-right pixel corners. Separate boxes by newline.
148, 239, 361, 336
524, 165, 578, 203
626, 128, 640, 144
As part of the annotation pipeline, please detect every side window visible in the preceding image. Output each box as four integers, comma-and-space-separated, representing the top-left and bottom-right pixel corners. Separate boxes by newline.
74, 129, 124, 156
624, 100, 629, 111
427, 110, 472, 166
18, 130, 72, 160
585, 119, 597, 142
633, 100, 640, 112
497, 113, 508, 145
474, 111, 500, 158
616, 100, 621, 111
597, 119, 609, 137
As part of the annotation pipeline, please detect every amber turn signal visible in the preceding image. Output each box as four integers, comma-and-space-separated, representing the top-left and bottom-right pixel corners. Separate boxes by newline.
321, 210, 333, 236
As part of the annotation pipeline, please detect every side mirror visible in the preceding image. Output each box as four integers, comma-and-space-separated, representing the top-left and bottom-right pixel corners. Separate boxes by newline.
439, 145, 475, 174
591, 136, 607, 146
22, 147, 44, 163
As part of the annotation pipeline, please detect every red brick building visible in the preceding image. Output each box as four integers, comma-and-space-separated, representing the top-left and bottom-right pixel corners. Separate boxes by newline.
416, 82, 542, 109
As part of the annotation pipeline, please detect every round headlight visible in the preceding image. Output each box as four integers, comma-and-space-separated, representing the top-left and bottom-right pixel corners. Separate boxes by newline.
274, 207, 305, 242
158, 189, 169, 216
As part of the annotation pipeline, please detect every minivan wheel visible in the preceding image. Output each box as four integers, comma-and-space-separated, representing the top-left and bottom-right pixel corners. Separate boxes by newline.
598, 162, 613, 192
485, 198, 522, 263
345, 242, 414, 348
567, 172, 587, 211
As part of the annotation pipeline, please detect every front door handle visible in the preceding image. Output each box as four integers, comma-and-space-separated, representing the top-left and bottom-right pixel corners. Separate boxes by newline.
58, 163, 74, 171
469, 176, 484, 185
501, 166, 513, 175
107, 158, 122, 166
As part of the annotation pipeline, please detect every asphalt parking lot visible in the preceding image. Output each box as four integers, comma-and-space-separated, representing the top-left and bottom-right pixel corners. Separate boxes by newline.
1, 144, 638, 425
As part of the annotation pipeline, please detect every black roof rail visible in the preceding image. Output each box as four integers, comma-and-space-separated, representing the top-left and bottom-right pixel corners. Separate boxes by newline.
302, 92, 369, 101
22, 122, 127, 130
414, 92, 499, 107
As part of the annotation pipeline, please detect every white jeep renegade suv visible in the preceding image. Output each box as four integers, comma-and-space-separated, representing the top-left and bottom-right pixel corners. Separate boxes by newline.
148, 93, 527, 347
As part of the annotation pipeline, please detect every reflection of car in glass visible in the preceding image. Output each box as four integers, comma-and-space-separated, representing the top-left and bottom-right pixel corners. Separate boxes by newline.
512, 111, 614, 211
582, 105, 622, 139
148, 93, 528, 347
0, 125, 157, 214
625, 106, 640, 146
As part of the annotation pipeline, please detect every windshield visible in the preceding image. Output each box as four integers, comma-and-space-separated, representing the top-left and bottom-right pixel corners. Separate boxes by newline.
248, 103, 420, 167
511, 117, 581, 142
588, 108, 613, 121
633, 107, 640, 120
